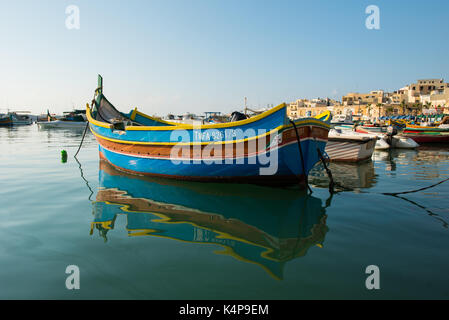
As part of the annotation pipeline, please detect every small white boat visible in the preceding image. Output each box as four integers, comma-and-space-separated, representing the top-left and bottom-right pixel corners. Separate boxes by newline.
37, 109, 87, 129
333, 126, 390, 150
374, 138, 391, 150
386, 135, 419, 149
355, 127, 419, 149
37, 120, 87, 128
325, 129, 377, 162
331, 114, 353, 127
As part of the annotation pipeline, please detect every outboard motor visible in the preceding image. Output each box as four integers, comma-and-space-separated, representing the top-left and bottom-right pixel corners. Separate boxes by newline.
386, 125, 398, 146
230, 111, 248, 122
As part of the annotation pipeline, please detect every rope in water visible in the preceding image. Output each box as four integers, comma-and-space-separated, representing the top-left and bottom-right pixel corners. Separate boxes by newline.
381, 176, 449, 196
315, 155, 448, 196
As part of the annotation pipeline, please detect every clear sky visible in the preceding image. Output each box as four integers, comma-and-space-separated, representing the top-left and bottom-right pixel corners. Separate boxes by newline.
0, 0, 448, 116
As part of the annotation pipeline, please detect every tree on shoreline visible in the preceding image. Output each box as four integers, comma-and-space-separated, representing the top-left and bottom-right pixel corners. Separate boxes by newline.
413, 102, 423, 115
400, 100, 407, 115
376, 103, 383, 118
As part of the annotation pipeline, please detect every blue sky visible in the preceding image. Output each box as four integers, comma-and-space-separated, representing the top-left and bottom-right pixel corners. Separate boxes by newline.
0, 0, 448, 115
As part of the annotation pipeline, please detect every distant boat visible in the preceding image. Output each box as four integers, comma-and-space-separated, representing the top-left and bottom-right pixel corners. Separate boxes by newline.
9, 112, 33, 125
402, 124, 449, 143
357, 123, 387, 133
87, 75, 331, 186
37, 110, 87, 129
331, 113, 353, 127
0, 114, 12, 126
325, 129, 377, 162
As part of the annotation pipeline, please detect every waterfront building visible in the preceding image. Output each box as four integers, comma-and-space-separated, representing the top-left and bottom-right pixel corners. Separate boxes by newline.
287, 78, 449, 121
287, 98, 338, 119
342, 90, 386, 106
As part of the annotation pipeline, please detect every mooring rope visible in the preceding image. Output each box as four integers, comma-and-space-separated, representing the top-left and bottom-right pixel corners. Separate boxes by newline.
317, 148, 336, 194
315, 158, 448, 196
388, 194, 448, 228
74, 122, 90, 158
73, 121, 94, 201
381, 177, 449, 196
290, 120, 313, 194
314, 154, 448, 196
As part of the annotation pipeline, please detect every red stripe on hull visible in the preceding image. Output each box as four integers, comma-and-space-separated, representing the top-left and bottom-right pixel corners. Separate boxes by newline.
403, 135, 449, 143
94, 125, 328, 161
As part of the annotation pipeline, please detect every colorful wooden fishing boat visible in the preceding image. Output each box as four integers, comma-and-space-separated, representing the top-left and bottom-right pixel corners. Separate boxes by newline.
87, 76, 331, 186
92, 159, 329, 280
402, 125, 449, 143
357, 124, 387, 133
0, 114, 12, 126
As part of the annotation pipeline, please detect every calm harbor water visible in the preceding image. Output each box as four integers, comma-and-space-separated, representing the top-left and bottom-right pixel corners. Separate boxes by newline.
0, 125, 448, 299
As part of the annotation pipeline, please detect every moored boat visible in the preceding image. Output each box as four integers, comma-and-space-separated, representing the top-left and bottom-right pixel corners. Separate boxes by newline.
0, 114, 13, 126
355, 127, 419, 149
37, 110, 87, 129
87, 76, 331, 186
325, 129, 377, 162
10, 112, 33, 125
330, 113, 353, 127
38, 120, 87, 129
357, 124, 387, 133
402, 125, 449, 143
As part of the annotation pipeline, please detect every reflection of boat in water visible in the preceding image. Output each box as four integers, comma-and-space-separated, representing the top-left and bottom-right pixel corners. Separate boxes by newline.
92, 160, 329, 280
309, 160, 376, 189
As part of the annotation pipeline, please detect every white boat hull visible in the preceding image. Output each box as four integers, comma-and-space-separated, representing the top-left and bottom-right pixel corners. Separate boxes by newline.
389, 136, 419, 149
355, 127, 419, 149
325, 130, 377, 162
37, 120, 87, 128
12, 119, 33, 125
375, 139, 390, 150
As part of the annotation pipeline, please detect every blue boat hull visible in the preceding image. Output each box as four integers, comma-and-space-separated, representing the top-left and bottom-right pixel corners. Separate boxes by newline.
98, 136, 327, 185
